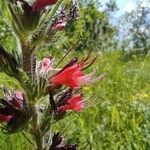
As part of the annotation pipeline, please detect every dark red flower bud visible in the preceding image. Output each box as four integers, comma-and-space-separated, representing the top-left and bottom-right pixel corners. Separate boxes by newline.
50, 133, 63, 149
32, 0, 58, 12
0, 114, 12, 123
0, 88, 31, 133
49, 133, 77, 150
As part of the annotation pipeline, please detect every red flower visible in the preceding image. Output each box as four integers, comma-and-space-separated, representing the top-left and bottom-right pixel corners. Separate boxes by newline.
32, 0, 58, 12
50, 63, 98, 88
59, 95, 84, 112
0, 114, 12, 123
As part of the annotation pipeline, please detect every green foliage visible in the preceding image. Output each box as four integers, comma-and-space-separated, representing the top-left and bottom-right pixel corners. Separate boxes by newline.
64, 1, 116, 51
0, 0, 149, 149
0, 18, 16, 49
55, 51, 150, 149
0, 51, 149, 149
0, 45, 20, 76
0, 133, 32, 150
120, 0, 150, 55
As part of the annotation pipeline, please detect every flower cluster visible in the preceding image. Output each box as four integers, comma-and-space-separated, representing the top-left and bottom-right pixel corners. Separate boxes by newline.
45, 55, 105, 114
31, 55, 104, 117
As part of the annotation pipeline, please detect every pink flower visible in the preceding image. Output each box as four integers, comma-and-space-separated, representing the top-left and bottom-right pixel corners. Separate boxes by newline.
59, 95, 84, 112
52, 21, 67, 30
0, 114, 12, 123
32, 0, 58, 12
14, 90, 23, 100
51, 10, 67, 30
11, 90, 24, 109
40, 58, 53, 74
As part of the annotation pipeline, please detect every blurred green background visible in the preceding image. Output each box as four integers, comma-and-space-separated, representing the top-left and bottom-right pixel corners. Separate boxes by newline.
0, 0, 150, 149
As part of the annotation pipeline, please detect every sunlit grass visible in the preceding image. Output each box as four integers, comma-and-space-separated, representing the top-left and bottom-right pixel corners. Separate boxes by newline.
0, 51, 150, 149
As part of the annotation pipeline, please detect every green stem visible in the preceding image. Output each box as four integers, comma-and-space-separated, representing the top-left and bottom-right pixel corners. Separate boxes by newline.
30, 104, 44, 150
21, 43, 34, 79
21, 41, 45, 149
34, 127, 44, 150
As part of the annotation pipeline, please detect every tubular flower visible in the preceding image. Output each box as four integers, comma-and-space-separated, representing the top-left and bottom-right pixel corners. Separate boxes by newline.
52, 21, 67, 30
59, 95, 84, 112
50, 63, 84, 88
50, 62, 104, 88
12, 90, 24, 109
32, 0, 58, 12
0, 115, 12, 123
40, 58, 53, 74
4, 89, 24, 109
51, 10, 67, 30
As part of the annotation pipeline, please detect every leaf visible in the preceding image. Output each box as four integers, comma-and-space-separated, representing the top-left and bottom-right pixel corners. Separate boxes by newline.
0, 0, 23, 40
32, 77, 48, 101
0, 45, 20, 76
111, 106, 120, 130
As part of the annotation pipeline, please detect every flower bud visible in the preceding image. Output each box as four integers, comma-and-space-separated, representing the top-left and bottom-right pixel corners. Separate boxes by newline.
32, 0, 58, 12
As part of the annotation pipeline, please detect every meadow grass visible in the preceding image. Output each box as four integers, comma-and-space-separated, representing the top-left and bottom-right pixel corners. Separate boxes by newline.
0, 51, 150, 150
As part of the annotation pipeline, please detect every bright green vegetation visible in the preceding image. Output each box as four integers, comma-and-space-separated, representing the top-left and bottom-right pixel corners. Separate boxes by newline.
0, 51, 150, 149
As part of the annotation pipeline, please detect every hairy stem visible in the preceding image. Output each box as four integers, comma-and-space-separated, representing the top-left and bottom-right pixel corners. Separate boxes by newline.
30, 104, 44, 150
21, 42, 44, 149
34, 127, 44, 150
22, 43, 34, 79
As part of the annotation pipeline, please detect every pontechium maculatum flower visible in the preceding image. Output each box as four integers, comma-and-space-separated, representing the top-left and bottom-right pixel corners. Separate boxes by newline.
49, 56, 105, 88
